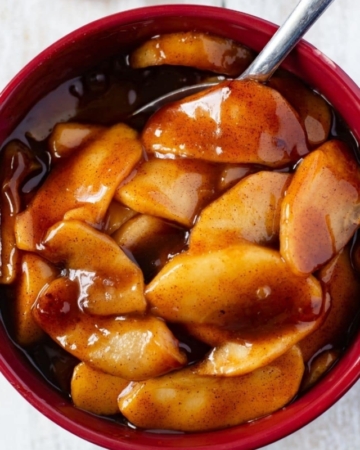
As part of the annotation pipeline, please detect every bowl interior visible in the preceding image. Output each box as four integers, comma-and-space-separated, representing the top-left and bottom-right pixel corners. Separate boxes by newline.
0, 5, 360, 450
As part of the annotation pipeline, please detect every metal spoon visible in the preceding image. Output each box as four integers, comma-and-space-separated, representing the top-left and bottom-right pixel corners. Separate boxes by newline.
132, 0, 335, 117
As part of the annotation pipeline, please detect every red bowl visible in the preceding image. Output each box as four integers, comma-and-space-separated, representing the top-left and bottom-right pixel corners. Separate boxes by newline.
0, 5, 359, 449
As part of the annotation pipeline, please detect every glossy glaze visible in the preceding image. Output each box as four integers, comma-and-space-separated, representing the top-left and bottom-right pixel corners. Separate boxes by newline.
130, 31, 255, 76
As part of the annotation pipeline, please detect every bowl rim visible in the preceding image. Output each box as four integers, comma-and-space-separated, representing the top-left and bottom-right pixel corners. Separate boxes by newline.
0, 4, 359, 450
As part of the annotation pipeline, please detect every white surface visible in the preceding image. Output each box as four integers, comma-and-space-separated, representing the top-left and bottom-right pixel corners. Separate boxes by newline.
0, 1, 359, 449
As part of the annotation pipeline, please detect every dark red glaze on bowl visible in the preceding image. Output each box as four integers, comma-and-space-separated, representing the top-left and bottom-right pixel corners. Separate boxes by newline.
0, 5, 359, 450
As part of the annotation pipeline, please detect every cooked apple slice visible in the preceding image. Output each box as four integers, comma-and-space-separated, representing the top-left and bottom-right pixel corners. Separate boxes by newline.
280, 139, 360, 276
146, 243, 323, 327
269, 72, 332, 147
112, 214, 187, 282
185, 311, 327, 377
142, 80, 309, 167
0, 140, 40, 283
48, 122, 105, 160
299, 245, 360, 361
116, 157, 217, 227
130, 32, 255, 76
102, 200, 138, 235
12, 253, 58, 346
41, 220, 145, 316
190, 172, 292, 252
301, 349, 339, 391
33, 277, 186, 380
217, 164, 254, 191
118, 345, 304, 432
15, 123, 142, 251
71, 362, 129, 415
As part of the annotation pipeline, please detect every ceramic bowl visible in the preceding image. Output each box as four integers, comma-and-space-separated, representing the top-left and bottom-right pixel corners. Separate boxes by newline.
0, 5, 359, 449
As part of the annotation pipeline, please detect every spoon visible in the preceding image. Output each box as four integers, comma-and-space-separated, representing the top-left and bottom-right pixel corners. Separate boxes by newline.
131, 0, 335, 117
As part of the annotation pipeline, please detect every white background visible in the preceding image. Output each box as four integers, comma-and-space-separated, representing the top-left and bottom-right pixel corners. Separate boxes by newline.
0, 1, 359, 449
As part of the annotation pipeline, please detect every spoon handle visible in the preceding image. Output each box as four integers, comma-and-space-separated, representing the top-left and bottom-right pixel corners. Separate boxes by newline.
239, 0, 335, 82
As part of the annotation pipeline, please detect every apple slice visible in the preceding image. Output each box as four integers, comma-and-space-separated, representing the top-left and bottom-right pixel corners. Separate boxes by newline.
15, 123, 142, 251
102, 201, 138, 235
280, 139, 360, 276
269, 72, 332, 147
130, 32, 255, 76
48, 122, 105, 160
116, 157, 217, 227
301, 349, 339, 391
185, 310, 327, 377
41, 220, 146, 316
0, 140, 40, 283
146, 243, 323, 328
33, 277, 186, 380
71, 362, 129, 415
217, 164, 254, 191
142, 80, 309, 167
299, 245, 360, 361
118, 346, 304, 432
12, 253, 58, 346
190, 171, 292, 252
